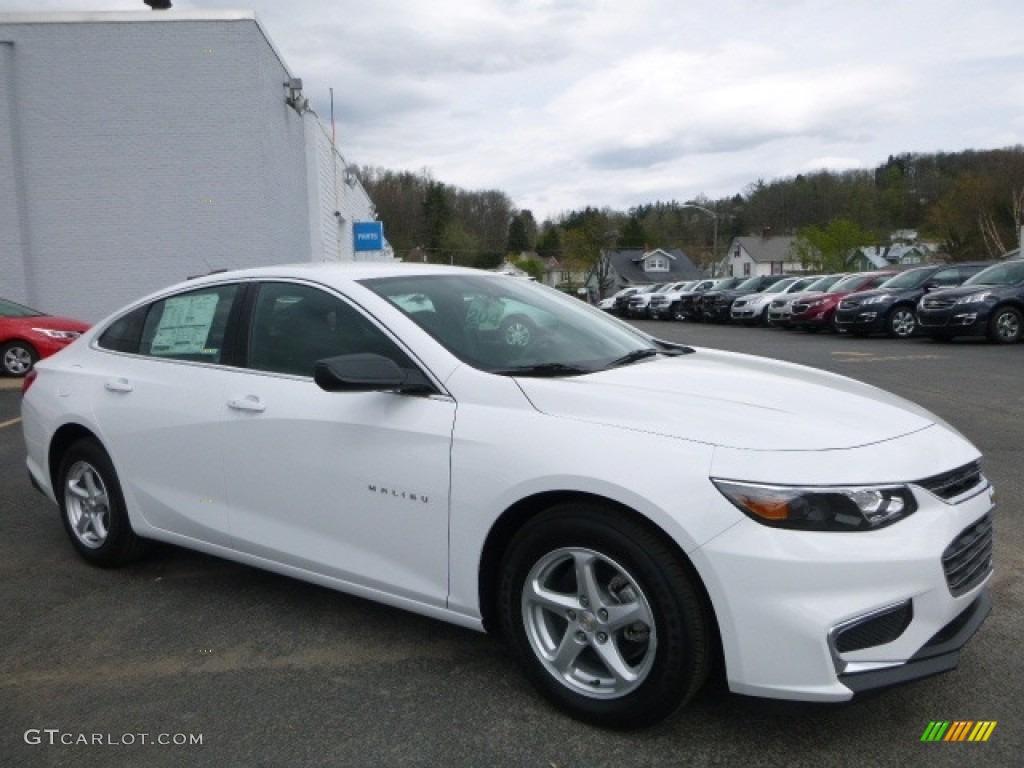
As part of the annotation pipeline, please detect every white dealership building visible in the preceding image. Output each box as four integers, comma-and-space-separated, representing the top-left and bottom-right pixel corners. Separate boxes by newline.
0, 10, 391, 322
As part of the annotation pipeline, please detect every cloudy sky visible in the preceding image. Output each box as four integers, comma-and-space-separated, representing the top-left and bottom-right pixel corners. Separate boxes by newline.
8, 1, 1024, 221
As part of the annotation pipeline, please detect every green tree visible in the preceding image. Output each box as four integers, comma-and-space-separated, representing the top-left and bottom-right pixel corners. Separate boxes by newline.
513, 256, 544, 281
506, 214, 531, 253
536, 224, 562, 258
618, 215, 647, 248
422, 180, 451, 253
792, 218, 876, 272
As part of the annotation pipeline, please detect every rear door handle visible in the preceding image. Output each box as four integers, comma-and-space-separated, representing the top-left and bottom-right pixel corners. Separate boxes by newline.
104, 378, 133, 393
227, 395, 266, 413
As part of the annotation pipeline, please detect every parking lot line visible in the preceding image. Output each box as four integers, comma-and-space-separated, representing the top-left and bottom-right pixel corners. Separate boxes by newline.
0, 417, 22, 429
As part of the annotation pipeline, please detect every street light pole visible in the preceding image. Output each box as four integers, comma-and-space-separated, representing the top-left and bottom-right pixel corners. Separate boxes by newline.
681, 203, 718, 276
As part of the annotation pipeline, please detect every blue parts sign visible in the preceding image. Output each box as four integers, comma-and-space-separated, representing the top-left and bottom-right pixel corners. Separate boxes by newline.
354, 221, 384, 251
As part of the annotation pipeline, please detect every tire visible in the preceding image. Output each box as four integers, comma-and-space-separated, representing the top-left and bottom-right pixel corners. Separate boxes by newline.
1, 340, 37, 377
499, 503, 710, 729
500, 315, 535, 348
57, 439, 147, 567
886, 306, 918, 339
987, 306, 1023, 344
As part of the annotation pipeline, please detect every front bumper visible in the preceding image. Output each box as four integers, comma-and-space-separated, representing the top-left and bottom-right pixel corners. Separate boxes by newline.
834, 309, 886, 333
691, 474, 995, 702
917, 305, 992, 336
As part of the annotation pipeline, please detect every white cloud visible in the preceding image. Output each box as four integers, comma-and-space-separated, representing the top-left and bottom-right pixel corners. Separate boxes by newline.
5, 0, 1024, 219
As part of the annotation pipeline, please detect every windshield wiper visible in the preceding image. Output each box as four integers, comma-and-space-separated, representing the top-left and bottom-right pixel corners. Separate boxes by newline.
492, 362, 593, 378
606, 348, 660, 368
651, 338, 694, 356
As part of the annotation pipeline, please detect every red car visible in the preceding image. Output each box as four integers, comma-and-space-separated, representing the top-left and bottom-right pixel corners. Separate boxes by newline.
788, 271, 897, 332
1, 297, 90, 376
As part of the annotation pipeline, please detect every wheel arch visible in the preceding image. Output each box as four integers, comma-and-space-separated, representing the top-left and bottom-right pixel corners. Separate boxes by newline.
476, 490, 723, 661
48, 422, 103, 491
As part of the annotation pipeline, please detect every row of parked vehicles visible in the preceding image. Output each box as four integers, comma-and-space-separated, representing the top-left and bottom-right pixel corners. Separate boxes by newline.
600, 259, 1024, 343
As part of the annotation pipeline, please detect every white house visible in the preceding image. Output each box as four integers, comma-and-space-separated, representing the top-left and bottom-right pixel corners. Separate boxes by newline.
0, 10, 391, 323
721, 235, 805, 277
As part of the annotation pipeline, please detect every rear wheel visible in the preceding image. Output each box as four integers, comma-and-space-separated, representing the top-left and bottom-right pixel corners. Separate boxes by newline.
57, 439, 147, 567
987, 306, 1022, 343
499, 503, 710, 729
886, 306, 917, 339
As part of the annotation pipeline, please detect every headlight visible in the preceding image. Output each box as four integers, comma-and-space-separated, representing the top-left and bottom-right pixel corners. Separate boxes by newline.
712, 479, 918, 531
861, 295, 890, 305
807, 299, 827, 308
32, 328, 81, 340
954, 292, 993, 305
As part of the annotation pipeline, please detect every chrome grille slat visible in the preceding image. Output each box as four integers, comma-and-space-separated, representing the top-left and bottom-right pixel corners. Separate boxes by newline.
941, 513, 994, 597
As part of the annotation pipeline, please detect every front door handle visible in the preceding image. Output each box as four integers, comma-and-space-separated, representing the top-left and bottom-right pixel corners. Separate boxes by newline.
227, 395, 266, 413
104, 378, 133, 393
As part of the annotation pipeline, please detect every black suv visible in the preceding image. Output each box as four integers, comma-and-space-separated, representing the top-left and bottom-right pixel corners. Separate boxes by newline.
677, 277, 742, 321
701, 274, 788, 323
834, 262, 990, 338
917, 260, 1024, 343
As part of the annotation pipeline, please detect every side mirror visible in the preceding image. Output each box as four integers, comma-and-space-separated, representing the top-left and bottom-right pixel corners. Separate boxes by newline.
314, 353, 434, 394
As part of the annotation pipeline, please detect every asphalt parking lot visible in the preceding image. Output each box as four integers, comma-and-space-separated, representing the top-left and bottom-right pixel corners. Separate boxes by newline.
1, 326, 1021, 768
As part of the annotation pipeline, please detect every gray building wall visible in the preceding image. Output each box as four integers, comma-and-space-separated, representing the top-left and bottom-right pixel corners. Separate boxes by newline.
0, 12, 386, 323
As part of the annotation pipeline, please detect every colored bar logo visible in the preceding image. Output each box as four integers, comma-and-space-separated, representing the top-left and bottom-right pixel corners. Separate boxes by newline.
921, 721, 996, 742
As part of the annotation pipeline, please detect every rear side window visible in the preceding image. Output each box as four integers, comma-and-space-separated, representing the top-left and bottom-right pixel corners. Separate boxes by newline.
97, 305, 149, 353
139, 285, 239, 363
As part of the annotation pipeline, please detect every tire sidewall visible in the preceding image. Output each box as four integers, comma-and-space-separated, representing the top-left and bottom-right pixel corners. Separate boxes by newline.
989, 306, 1023, 343
57, 439, 141, 567
498, 505, 708, 728
1, 341, 37, 377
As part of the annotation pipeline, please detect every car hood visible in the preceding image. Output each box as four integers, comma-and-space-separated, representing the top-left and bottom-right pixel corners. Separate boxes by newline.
516, 349, 935, 451
926, 284, 1016, 299
1, 314, 90, 332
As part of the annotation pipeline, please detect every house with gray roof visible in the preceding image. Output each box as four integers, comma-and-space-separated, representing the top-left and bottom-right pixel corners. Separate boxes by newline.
722, 235, 805, 277
589, 248, 699, 297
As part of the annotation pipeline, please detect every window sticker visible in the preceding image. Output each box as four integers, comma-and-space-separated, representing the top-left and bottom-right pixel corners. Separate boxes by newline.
150, 294, 220, 357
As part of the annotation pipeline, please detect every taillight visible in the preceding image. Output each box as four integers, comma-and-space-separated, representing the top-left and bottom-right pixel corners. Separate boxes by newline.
21, 369, 37, 395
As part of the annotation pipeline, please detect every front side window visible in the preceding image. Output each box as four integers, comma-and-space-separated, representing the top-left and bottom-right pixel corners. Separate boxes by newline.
248, 282, 413, 377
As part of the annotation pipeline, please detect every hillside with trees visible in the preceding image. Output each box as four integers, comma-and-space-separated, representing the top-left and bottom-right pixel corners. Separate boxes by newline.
360, 146, 1024, 275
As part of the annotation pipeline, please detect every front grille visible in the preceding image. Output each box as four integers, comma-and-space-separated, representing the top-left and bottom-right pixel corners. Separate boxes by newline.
791, 302, 809, 313
942, 513, 994, 597
834, 601, 914, 652
770, 299, 786, 308
917, 461, 985, 500
921, 297, 956, 310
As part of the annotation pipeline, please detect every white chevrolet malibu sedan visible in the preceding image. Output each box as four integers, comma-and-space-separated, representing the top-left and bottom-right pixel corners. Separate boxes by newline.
21, 263, 994, 728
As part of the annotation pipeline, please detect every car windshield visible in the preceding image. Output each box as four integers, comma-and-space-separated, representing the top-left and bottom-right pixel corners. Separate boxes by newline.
362, 273, 684, 376
736, 276, 765, 290
802, 274, 843, 292
768, 277, 799, 292
877, 268, 932, 290
828, 274, 874, 293
788, 277, 819, 292
962, 261, 1024, 287
0, 297, 45, 318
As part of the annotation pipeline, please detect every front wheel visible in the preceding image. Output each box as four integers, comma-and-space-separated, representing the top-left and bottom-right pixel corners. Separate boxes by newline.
988, 306, 1023, 343
57, 439, 147, 567
886, 307, 918, 339
499, 504, 710, 729
499, 315, 536, 348
1, 341, 37, 377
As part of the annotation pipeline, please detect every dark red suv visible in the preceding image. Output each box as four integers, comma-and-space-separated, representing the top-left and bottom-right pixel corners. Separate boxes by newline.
789, 271, 897, 332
